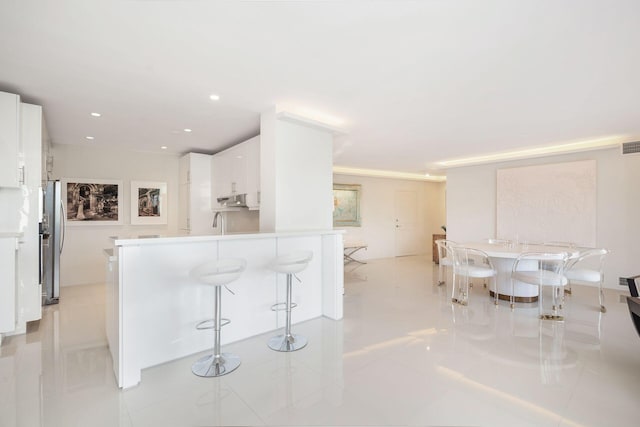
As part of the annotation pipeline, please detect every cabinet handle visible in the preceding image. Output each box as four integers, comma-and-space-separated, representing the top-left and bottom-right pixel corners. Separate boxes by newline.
231, 182, 236, 194
19, 166, 25, 185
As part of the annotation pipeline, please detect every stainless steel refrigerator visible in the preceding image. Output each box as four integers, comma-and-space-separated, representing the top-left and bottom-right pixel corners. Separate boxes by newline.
41, 180, 65, 305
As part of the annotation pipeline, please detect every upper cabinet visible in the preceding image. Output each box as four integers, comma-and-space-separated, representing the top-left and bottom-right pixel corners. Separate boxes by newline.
211, 136, 260, 210
0, 91, 21, 188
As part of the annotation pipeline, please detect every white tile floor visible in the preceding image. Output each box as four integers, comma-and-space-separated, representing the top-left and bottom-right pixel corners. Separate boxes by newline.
1, 255, 639, 426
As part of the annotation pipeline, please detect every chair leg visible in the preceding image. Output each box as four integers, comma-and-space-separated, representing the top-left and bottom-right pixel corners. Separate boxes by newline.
510, 279, 515, 309
268, 273, 308, 352
453, 275, 469, 306
599, 279, 606, 313
192, 286, 241, 377
493, 277, 498, 306
539, 285, 564, 321
438, 262, 445, 286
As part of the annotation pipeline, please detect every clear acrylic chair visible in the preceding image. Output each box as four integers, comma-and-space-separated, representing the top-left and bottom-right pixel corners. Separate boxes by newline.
542, 241, 576, 293
435, 239, 456, 286
451, 246, 497, 306
564, 248, 610, 313
511, 252, 568, 320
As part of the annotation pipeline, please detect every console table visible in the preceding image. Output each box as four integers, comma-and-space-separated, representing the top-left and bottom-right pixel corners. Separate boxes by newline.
432, 234, 446, 263
344, 242, 368, 264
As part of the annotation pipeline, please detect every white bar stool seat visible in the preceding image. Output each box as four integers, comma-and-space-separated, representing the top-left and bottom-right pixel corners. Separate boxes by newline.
268, 251, 313, 352
190, 258, 246, 377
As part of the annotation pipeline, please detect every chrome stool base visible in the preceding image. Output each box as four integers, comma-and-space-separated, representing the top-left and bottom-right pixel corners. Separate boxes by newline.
268, 333, 307, 352
191, 352, 241, 377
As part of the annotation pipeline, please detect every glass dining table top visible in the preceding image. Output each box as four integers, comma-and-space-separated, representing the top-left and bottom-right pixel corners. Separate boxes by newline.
460, 242, 586, 259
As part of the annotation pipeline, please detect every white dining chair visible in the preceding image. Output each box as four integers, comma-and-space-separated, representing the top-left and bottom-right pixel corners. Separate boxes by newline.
511, 252, 568, 320
564, 248, 610, 313
451, 246, 497, 306
435, 239, 456, 286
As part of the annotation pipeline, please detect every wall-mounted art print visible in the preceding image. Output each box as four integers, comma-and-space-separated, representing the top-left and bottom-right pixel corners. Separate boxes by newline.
130, 181, 167, 225
333, 183, 362, 227
496, 160, 596, 247
62, 178, 123, 225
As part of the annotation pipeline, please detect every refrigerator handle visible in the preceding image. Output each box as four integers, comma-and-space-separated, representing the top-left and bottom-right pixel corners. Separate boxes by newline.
60, 202, 66, 254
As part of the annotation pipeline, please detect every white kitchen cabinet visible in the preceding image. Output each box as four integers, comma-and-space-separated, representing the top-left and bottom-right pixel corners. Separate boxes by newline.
0, 91, 21, 188
245, 136, 260, 208
211, 135, 260, 209
0, 236, 18, 334
211, 151, 230, 203
178, 153, 213, 234
16, 103, 43, 328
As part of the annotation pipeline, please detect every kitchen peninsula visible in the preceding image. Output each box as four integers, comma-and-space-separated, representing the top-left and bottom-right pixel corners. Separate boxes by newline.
106, 230, 344, 389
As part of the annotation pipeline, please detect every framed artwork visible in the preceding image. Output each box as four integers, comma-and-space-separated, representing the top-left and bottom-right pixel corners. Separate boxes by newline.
130, 181, 167, 225
62, 178, 123, 226
496, 160, 597, 247
333, 183, 362, 227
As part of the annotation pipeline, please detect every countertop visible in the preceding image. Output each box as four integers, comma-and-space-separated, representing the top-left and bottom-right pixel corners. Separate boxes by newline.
111, 229, 345, 246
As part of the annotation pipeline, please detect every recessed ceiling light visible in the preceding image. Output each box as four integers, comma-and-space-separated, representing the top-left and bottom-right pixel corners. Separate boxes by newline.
90, 112, 101, 117
161, 146, 167, 150
85, 136, 95, 140
209, 94, 220, 101
183, 128, 192, 133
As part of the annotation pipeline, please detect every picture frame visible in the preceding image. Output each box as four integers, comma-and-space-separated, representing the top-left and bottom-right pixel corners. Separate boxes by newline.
333, 183, 362, 227
62, 178, 123, 226
130, 181, 167, 225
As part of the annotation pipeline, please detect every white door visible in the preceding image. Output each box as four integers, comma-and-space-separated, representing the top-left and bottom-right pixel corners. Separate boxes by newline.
395, 190, 420, 256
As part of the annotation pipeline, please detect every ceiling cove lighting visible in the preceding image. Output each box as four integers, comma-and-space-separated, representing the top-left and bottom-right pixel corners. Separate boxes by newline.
90, 112, 101, 117
276, 104, 346, 129
209, 94, 220, 101
85, 136, 94, 140
434, 136, 624, 169
183, 128, 192, 133
333, 166, 446, 182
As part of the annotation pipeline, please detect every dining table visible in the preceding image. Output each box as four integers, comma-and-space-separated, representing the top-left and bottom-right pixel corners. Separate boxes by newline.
460, 242, 583, 302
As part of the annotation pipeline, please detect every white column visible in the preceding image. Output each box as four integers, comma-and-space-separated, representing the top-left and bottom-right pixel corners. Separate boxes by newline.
260, 109, 334, 232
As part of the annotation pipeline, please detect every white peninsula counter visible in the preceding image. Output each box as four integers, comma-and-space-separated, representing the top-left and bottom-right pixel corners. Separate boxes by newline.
105, 230, 344, 388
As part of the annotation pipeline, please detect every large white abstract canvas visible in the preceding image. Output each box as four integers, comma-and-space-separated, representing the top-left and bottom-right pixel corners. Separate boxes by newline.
496, 160, 596, 247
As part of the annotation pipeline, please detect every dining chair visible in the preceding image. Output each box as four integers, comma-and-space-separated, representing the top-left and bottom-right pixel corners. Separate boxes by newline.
511, 252, 569, 320
435, 239, 456, 286
564, 248, 610, 313
542, 241, 576, 295
451, 246, 497, 306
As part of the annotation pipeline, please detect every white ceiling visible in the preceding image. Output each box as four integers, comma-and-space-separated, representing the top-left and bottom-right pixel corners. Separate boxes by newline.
1, 1, 639, 175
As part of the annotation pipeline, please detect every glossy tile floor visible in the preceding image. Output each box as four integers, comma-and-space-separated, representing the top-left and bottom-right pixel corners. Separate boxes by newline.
2, 256, 640, 426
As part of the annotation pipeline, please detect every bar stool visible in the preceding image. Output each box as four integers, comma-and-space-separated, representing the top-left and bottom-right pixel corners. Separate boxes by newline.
190, 258, 246, 377
268, 251, 313, 352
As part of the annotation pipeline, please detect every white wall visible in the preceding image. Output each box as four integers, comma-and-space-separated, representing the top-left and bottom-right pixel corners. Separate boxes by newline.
333, 174, 446, 261
446, 147, 640, 288
52, 143, 180, 286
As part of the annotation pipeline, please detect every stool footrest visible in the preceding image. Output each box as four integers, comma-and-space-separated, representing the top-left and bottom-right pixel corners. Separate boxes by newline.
270, 302, 297, 311
196, 318, 231, 330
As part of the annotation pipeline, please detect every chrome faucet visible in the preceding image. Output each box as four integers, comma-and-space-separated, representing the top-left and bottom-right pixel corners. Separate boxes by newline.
212, 211, 225, 235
